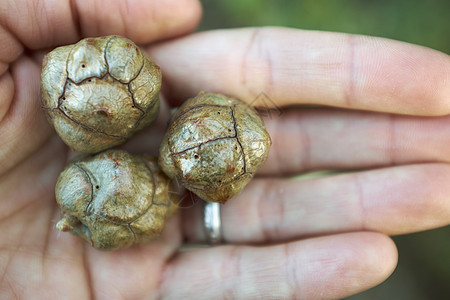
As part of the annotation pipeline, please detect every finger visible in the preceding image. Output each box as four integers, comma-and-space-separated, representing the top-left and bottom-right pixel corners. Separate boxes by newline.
149, 27, 450, 115
182, 163, 450, 244
0, 0, 201, 124
0, 57, 52, 175
260, 108, 450, 175
0, 0, 202, 64
161, 232, 397, 299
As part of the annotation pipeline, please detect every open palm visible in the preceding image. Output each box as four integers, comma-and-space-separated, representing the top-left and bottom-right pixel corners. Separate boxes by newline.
1, 1, 450, 299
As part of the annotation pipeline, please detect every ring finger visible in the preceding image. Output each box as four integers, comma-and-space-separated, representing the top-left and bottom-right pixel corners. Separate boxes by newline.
182, 162, 450, 244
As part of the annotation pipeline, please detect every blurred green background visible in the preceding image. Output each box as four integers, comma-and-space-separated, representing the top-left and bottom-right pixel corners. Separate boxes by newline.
198, 0, 450, 299
199, 0, 449, 52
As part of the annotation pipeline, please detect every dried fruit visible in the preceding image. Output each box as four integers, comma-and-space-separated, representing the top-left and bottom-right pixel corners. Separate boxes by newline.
159, 92, 271, 204
55, 149, 177, 251
41, 35, 161, 153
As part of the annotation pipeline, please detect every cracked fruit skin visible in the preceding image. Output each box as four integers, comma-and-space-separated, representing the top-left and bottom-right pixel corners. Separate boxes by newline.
159, 92, 271, 204
55, 149, 177, 251
41, 35, 161, 153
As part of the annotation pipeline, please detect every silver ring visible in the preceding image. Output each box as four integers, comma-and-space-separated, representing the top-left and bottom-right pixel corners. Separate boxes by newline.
203, 202, 223, 245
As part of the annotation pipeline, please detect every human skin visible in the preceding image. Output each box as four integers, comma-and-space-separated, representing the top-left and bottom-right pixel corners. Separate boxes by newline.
1, 0, 450, 299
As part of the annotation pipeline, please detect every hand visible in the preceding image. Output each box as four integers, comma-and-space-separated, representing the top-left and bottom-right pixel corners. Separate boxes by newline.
146, 28, 450, 298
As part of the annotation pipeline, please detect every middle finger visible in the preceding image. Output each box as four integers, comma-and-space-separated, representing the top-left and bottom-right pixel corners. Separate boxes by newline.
260, 108, 450, 175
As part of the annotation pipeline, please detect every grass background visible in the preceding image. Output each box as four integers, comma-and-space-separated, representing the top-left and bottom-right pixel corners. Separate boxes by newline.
198, 0, 450, 298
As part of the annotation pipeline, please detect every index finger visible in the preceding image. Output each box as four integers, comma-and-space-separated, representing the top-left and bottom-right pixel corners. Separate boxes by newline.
0, 0, 202, 67
149, 27, 450, 116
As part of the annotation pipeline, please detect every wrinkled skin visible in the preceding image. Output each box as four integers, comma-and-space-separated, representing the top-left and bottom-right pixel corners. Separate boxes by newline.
41, 35, 161, 153
56, 149, 177, 250
2, 0, 450, 299
159, 92, 271, 203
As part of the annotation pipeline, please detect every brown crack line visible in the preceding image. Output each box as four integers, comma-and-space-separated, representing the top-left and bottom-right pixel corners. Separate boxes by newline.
72, 163, 95, 216
126, 82, 148, 130
40, 68, 69, 110
230, 105, 247, 173
128, 224, 137, 244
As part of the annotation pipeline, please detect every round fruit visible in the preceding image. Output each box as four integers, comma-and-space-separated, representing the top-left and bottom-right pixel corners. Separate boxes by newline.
41, 35, 161, 153
159, 92, 271, 204
55, 149, 177, 250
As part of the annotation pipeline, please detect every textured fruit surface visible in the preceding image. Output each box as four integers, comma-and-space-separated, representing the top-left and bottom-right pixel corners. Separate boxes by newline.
55, 149, 177, 251
159, 92, 271, 204
41, 35, 161, 153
